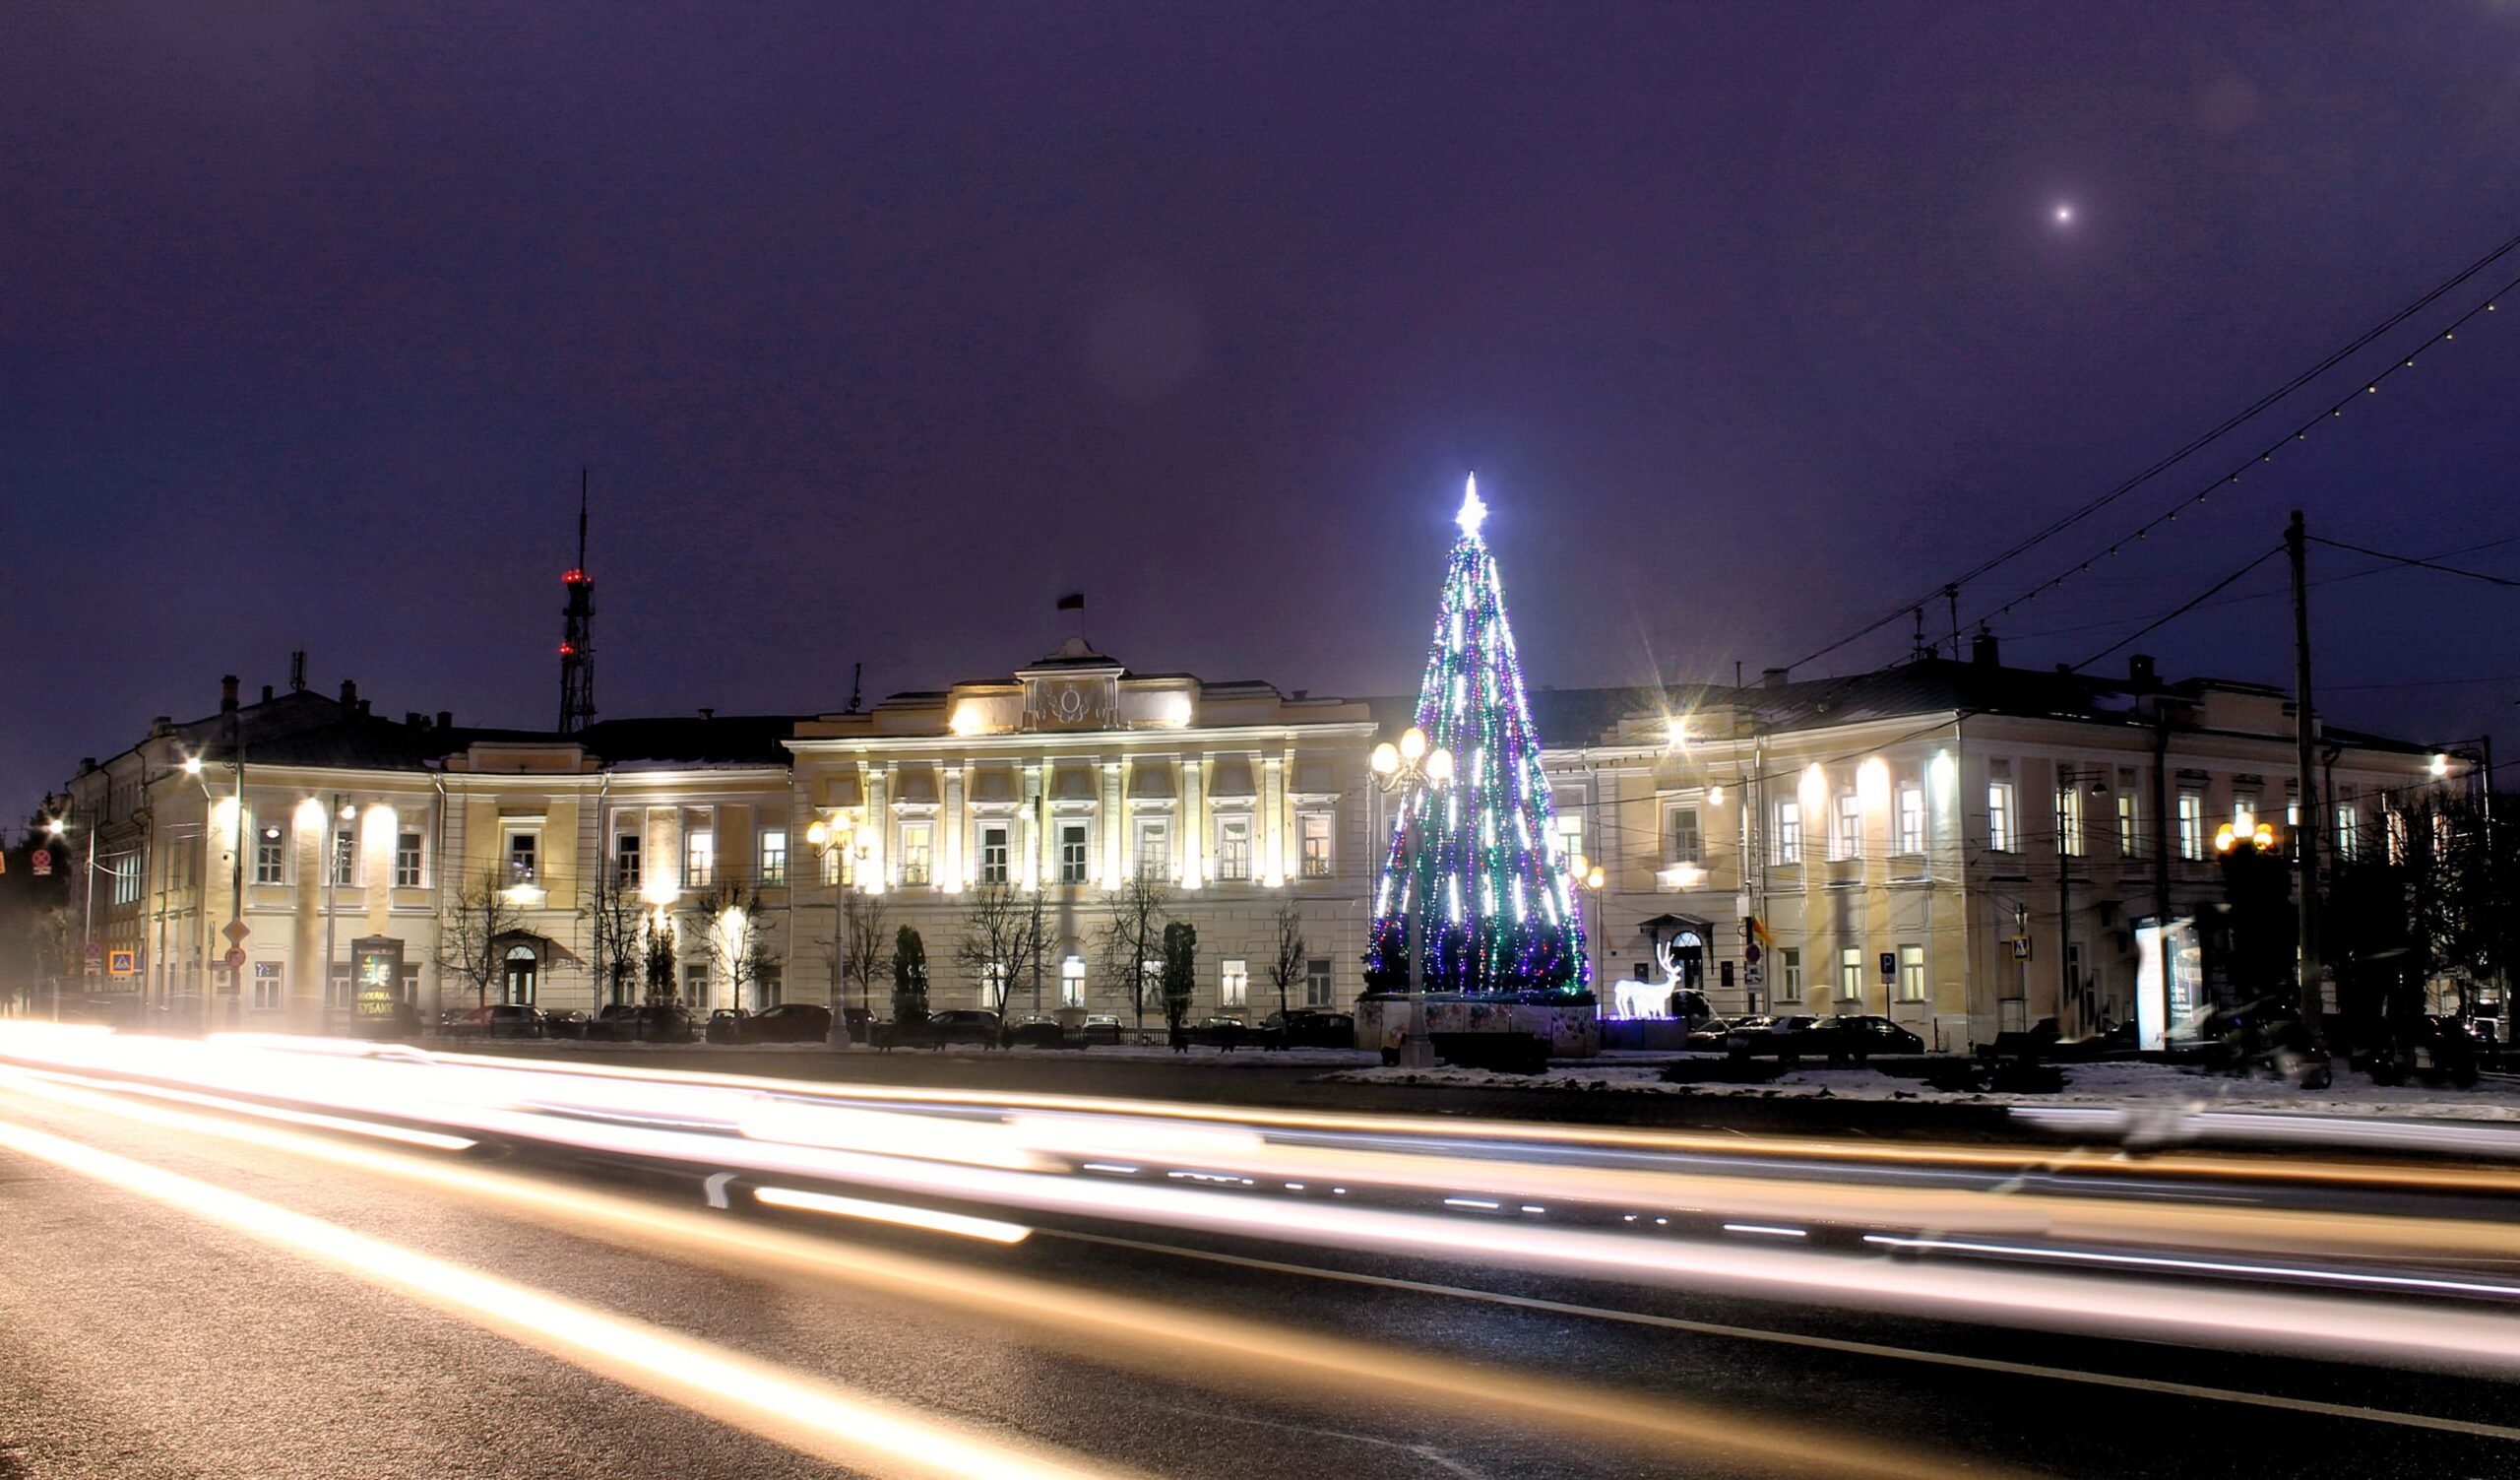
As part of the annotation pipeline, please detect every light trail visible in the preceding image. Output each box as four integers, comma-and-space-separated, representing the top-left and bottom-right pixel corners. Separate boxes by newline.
754, 1185, 1034, 1244
0, 1072, 2009, 1480
0, 1106, 1138, 1480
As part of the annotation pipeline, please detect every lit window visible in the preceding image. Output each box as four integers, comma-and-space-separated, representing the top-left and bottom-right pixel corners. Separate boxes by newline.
396, 832, 424, 889
758, 828, 788, 887
899, 822, 933, 886
1781, 947, 1802, 998
2115, 796, 2137, 857
509, 831, 538, 884
613, 833, 641, 889
758, 964, 783, 1007
1299, 813, 1333, 878
1832, 792, 1861, 861
334, 828, 357, 886
1773, 801, 1801, 865
2334, 804, 2360, 861
685, 830, 716, 887
1894, 787, 1924, 856
255, 826, 285, 886
1986, 784, 2016, 854
1668, 806, 1702, 864
1059, 956, 1087, 1007
681, 963, 709, 1006
1303, 956, 1334, 1007
2055, 786, 2085, 858
1135, 817, 1170, 881
979, 824, 1009, 885
1897, 943, 1925, 1002
1556, 814, 1584, 861
1838, 946, 1864, 1000
1059, 822, 1090, 884
1221, 958, 1248, 1008
1215, 815, 1251, 881
2176, 794, 2204, 861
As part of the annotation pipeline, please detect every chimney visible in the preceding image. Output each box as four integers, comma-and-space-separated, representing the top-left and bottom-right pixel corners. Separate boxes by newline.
436, 711, 453, 731
339, 678, 357, 707
1761, 667, 1789, 689
220, 675, 240, 713
1971, 628, 2001, 669
356, 698, 371, 717
150, 716, 172, 738
697, 707, 716, 722
79, 757, 96, 775
261, 684, 274, 702
2127, 653, 2157, 689
405, 712, 423, 728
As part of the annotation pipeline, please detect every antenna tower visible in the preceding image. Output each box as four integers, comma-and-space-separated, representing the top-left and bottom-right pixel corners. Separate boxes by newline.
559, 467, 597, 734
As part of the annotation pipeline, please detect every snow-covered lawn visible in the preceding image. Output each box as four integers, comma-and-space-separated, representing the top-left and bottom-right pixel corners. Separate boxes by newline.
1327, 1057, 2520, 1122
453, 1038, 1378, 1068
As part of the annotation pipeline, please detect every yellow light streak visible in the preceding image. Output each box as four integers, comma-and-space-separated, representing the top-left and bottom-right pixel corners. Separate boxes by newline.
754, 1185, 1032, 1244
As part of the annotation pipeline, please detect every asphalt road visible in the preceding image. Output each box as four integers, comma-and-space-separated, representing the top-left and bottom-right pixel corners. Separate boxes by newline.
3, 1065, 2516, 1480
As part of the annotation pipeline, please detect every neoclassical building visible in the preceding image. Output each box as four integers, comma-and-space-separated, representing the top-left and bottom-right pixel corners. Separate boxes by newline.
44, 638, 2465, 1049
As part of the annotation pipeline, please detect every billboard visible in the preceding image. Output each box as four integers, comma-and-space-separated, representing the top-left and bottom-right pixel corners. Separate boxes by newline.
2133, 915, 2204, 1052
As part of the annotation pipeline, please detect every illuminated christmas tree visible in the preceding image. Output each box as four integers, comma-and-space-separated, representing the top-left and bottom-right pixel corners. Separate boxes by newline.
1365, 478, 1590, 997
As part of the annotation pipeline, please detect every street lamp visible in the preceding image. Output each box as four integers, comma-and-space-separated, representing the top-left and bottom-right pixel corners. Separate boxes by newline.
1567, 852, 1607, 996
1370, 725, 1454, 1069
806, 809, 865, 1047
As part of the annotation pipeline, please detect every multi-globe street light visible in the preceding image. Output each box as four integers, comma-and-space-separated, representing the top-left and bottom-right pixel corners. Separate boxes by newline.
1370, 725, 1453, 1070
804, 809, 867, 1047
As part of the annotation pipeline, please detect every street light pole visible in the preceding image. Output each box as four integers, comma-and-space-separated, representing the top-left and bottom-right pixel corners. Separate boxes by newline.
806, 810, 860, 1048
1371, 727, 1454, 1070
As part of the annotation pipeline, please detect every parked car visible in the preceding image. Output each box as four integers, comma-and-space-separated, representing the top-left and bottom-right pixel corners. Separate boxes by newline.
590, 1003, 697, 1043
472, 1003, 547, 1039
1728, 1014, 1921, 1064
1005, 1014, 1066, 1048
1077, 1013, 1124, 1046
1725, 1015, 1815, 1059
1259, 1009, 1355, 1049
742, 1002, 834, 1043
1190, 1015, 1255, 1050
883, 1009, 1005, 1049
1683, 1015, 1734, 1052
541, 1009, 591, 1040
704, 1008, 748, 1044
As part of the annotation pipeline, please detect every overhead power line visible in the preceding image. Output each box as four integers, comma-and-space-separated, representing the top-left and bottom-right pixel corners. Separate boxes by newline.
2305, 533, 2520, 589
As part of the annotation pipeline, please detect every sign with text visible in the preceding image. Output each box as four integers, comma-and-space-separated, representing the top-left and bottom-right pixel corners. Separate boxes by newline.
351, 935, 406, 1021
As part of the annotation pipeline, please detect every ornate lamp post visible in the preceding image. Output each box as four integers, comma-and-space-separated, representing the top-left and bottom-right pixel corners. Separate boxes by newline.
1370, 725, 1454, 1069
1566, 851, 1608, 1001
805, 810, 865, 1047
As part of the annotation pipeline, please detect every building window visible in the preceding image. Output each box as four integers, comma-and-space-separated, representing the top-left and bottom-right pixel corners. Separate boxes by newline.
508, 831, 538, 884
110, 854, 140, 905
978, 962, 1006, 1009
252, 964, 282, 1012
1897, 943, 1926, 1003
1838, 946, 1864, 1000
681, 963, 709, 1007
2334, 803, 2360, 861
2385, 810, 2410, 865
334, 828, 357, 886
685, 830, 715, 887
613, 833, 641, 889
1215, 815, 1251, 881
1134, 817, 1170, 881
978, 824, 1009, 885
2176, 793, 2204, 861
1986, 784, 2016, 854
1781, 947, 1802, 999
1772, 802, 1801, 865
899, 822, 933, 886
758, 964, 783, 1007
1668, 806, 1702, 864
1221, 958, 1248, 1009
1555, 814, 1585, 864
757, 828, 788, 887
1832, 792, 1861, 861
1059, 956, 1087, 1007
1059, 822, 1090, 884
1299, 813, 1333, 878
2234, 792, 2260, 829
820, 844, 851, 887
2055, 786, 2085, 858
1303, 956, 1334, 1007
396, 831, 424, 888
255, 826, 285, 885
2114, 796, 2138, 857
1894, 786, 1924, 856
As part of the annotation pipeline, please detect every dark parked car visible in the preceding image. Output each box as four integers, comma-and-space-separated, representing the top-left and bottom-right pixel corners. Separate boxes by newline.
1190, 1015, 1255, 1050
744, 1003, 835, 1043
1259, 1009, 1355, 1050
1729, 1014, 1922, 1064
541, 1009, 590, 1040
1683, 1015, 1734, 1052
1077, 1013, 1124, 1046
590, 1003, 697, 1043
472, 1003, 546, 1039
1005, 1014, 1066, 1048
882, 1009, 1004, 1049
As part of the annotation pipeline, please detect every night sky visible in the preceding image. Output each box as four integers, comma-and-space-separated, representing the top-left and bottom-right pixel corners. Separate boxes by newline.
9, 3, 2520, 811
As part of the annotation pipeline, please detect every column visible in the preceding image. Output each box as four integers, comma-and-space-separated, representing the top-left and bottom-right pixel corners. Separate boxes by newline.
943, 764, 966, 892
1021, 761, 1044, 889
864, 762, 890, 891
1101, 760, 1123, 885
1262, 755, 1286, 886
1181, 752, 1205, 888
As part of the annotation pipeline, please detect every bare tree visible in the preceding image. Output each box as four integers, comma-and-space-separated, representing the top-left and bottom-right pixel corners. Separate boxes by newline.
436, 869, 523, 1011
692, 879, 780, 1011
642, 912, 679, 1004
954, 882, 1050, 1015
1096, 873, 1171, 1030
584, 854, 644, 1008
832, 890, 891, 1014
1268, 897, 1308, 1016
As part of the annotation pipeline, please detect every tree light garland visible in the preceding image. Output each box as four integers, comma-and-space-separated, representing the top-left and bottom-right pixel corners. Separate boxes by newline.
1365, 478, 1591, 997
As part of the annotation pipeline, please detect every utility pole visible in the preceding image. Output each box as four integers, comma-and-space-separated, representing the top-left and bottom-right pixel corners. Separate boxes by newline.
2286, 510, 2329, 1071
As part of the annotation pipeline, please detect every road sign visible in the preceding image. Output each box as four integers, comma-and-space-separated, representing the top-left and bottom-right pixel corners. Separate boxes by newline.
222, 920, 251, 945
224, 946, 248, 971
1879, 951, 1897, 982
107, 949, 137, 977
84, 940, 102, 960
31, 849, 51, 876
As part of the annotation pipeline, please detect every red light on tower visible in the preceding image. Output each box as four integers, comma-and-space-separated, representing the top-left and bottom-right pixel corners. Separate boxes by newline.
563, 568, 589, 586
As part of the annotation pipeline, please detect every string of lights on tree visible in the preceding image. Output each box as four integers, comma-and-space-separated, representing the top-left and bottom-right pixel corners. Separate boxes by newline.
1365, 479, 1590, 997
1963, 266, 2520, 631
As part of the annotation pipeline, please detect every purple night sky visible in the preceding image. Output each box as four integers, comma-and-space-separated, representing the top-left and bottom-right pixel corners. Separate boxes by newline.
7, 3, 2520, 808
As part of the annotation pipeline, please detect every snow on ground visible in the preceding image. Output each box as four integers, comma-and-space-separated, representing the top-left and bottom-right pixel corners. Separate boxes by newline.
455, 1038, 1378, 1068
1327, 1056, 2520, 1122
